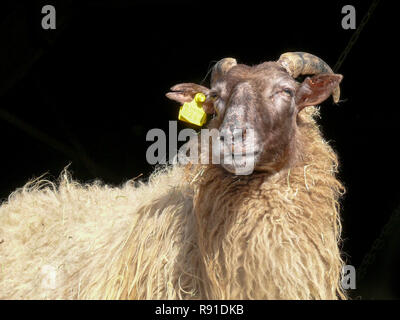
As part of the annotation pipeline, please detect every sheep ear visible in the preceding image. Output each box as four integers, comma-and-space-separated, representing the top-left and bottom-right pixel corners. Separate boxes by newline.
295, 74, 343, 111
166, 83, 215, 114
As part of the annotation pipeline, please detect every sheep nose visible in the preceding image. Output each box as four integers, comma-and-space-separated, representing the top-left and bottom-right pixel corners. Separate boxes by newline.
233, 128, 247, 142
219, 128, 247, 143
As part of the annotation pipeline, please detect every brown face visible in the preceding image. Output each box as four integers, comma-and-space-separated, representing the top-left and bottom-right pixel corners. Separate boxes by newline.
207, 62, 300, 174
167, 58, 342, 175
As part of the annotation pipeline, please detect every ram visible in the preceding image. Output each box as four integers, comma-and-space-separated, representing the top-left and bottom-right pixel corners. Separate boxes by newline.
0, 52, 346, 299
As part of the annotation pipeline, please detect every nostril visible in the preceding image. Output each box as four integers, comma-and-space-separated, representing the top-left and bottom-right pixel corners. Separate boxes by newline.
233, 128, 247, 141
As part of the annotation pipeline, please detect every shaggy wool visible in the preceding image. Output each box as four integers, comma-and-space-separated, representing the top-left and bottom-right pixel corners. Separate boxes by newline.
0, 106, 346, 299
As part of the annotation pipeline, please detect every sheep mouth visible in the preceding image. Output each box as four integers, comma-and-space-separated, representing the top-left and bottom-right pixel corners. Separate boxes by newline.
219, 150, 260, 175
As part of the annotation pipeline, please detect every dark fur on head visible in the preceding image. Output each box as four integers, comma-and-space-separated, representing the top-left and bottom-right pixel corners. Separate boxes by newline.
167, 55, 342, 175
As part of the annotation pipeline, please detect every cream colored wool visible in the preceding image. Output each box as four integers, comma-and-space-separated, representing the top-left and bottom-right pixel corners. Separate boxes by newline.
0, 106, 346, 299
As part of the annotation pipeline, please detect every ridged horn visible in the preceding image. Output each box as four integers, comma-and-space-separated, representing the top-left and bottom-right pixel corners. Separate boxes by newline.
277, 52, 340, 103
211, 58, 237, 85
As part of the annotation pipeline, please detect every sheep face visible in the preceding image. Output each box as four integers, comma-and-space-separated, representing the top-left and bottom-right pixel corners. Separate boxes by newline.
167, 58, 342, 175
208, 62, 298, 174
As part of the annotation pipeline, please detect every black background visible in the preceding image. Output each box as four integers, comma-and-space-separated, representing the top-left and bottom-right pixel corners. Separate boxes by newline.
0, 0, 398, 299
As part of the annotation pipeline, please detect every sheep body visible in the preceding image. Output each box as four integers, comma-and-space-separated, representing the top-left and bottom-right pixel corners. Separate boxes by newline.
0, 107, 346, 299
0, 165, 195, 299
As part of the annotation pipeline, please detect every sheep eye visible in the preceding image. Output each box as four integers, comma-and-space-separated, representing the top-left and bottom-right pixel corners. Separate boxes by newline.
209, 91, 219, 100
282, 88, 294, 97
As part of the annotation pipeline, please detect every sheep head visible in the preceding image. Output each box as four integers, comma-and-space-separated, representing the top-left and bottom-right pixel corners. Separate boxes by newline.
166, 52, 342, 175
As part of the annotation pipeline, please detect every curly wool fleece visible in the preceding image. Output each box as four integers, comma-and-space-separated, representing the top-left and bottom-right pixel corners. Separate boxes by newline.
0, 106, 346, 299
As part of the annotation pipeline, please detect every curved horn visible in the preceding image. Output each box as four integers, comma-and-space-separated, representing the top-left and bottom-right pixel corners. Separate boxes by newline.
277, 52, 340, 103
211, 57, 237, 85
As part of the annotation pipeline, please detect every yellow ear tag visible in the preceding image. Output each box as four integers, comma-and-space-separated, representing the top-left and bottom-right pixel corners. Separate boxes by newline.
178, 93, 207, 126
